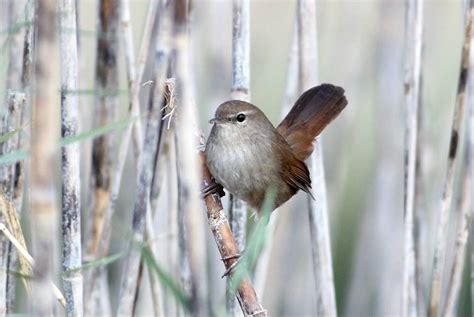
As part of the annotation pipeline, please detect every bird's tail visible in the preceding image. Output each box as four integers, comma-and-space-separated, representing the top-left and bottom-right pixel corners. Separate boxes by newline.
276, 83, 347, 161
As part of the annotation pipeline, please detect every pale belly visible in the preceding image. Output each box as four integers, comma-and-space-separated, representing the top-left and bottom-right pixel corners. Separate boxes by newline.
206, 129, 281, 209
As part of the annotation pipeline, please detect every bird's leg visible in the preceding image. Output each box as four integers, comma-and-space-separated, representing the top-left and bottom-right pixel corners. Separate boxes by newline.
221, 253, 241, 278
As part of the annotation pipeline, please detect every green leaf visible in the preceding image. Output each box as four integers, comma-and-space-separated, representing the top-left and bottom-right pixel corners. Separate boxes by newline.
141, 245, 192, 311
0, 115, 138, 166
60, 115, 137, 147
0, 127, 22, 145
78, 251, 126, 272
0, 150, 29, 166
228, 187, 276, 293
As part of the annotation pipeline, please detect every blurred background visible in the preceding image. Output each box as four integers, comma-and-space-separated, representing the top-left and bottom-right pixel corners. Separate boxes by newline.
0, 0, 471, 316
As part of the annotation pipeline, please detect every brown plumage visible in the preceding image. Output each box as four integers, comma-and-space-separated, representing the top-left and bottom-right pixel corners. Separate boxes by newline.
205, 83, 347, 211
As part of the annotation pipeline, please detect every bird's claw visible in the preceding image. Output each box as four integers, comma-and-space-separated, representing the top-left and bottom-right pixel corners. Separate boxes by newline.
201, 182, 225, 198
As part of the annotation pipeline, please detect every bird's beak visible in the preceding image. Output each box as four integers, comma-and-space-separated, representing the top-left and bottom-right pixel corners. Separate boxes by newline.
209, 117, 224, 124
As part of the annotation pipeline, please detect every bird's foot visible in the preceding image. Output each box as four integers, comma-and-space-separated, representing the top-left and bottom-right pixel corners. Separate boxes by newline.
201, 181, 225, 198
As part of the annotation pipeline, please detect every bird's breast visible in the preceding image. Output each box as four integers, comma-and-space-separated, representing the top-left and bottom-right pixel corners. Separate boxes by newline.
205, 125, 281, 208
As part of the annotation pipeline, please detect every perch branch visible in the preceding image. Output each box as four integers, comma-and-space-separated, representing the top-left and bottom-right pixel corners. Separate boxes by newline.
200, 152, 267, 317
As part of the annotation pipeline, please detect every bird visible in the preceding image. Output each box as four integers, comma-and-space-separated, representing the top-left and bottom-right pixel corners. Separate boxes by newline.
205, 83, 347, 212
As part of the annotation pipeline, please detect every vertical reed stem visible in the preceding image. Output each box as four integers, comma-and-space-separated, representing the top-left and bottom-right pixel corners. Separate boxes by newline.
443, 147, 471, 316
59, 0, 83, 315
173, 1, 208, 314
116, 70, 163, 317
84, 1, 119, 313
227, 0, 250, 314
297, 0, 337, 314
402, 0, 424, 316
428, 2, 474, 316
30, 0, 59, 314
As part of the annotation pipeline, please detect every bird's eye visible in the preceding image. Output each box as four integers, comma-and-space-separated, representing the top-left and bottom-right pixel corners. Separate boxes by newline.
236, 113, 246, 122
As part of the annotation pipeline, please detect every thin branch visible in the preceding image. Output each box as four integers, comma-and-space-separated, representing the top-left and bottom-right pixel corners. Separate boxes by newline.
59, 0, 83, 316
428, 2, 474, 316
402, 0, 423, 315
119, 1, 164, 311
443, 147, 471, 316
297, 0, 337, 314
88, 0, 172, 262
200, 153, 267, 316
119, 0, 160, 158
30, 0, 59, 313
85, 1, 173, 313
227, 0, 250, 314
116, 64, 163, 317
145, 201, 165, 317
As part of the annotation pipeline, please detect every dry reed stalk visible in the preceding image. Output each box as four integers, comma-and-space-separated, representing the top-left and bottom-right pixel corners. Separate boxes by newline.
6, 0, 25, 91
59, 0, 83, 315
3, 1, 27, 312
443, 146, 471, 316
4, 1, 35, 311
200, 152, 266, 316
116, 67, 164, 317
84, 0, 119, 313
173, 1, 208, 314
428, 2, 474, 316
297, 0, 337, 314
164, 132, 179, 316
86, 2, 173, 313
175, 125, 192, 300
226, 0, 250, 314
14, 0, 35, 213
119, 0, 160, 158
254, 17, 299, 297
0, 222, 65, 307
120, 0, 170, 308
30, 0, 59, 314
402, 0, 423, 316
0, 93, 25, 201
145, 201, 165, 317
414, 60, 426, 317
0, 92, 25, 314
470, 5, 474, 312
90, 0, 171, 259
471, 96, 474, 317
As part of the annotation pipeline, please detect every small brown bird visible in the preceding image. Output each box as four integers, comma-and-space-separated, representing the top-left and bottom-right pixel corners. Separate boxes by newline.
205, 84, 347, 211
